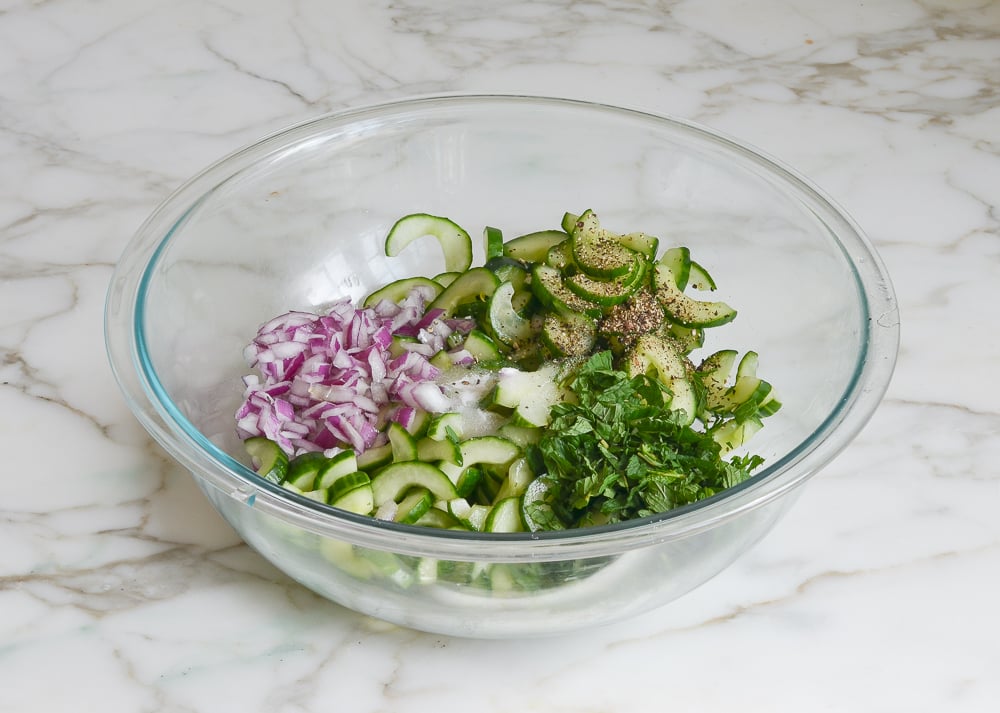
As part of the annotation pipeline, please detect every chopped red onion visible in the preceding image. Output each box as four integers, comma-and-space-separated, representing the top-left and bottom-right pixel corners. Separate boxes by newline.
236, 289, 454, 457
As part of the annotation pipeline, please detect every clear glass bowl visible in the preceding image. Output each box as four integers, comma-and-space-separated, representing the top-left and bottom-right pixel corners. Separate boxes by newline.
105, 95, 898, 637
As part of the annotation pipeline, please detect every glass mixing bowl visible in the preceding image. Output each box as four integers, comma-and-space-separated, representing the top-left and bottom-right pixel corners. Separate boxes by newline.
105, 95, 898, 637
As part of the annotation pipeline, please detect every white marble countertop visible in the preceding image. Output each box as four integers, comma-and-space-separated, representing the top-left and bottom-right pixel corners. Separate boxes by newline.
2, 1, 998, 710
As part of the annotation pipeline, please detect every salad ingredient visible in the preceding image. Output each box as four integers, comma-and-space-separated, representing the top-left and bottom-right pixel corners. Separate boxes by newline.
524, 351, 763, 530
237, 209, 781, 533
235, 287, 458, 455
384, 213, 473, 273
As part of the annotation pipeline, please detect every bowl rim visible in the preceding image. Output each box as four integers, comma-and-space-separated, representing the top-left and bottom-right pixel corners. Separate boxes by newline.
105, 93, 900, 561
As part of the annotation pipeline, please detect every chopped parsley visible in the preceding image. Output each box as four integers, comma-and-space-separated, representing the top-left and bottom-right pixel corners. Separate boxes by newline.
525, 351, 764, 530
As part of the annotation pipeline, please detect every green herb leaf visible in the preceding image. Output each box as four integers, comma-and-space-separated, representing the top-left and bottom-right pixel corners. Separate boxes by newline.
527, 351, 765, 529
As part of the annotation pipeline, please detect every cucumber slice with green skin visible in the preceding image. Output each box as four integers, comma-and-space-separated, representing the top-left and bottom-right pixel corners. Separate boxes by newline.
560, 211, 580, 234
362, 276, 443, 309
571, 210, 638, 278
455, 466, 483, 499
426, 412, 465, 441
712, 416, 765, 454
326, 470, 371, 502
462, 329, 503, 363
447, 497, 473, 520
494, 457, 534, 502
530, 264, 602, 319
356, 442, 393, 472
626, 333, 698, 425
416, 436, 462, 465
371, 461, 459, 503
688, 260, 717, 291
387, 421, 418, 462
488, 280, 534, 347
540, 310, 596, 358
458, 436, 521, 469
384, 213, 473, 273
659, 247, 692, 290
565, 256, 648, 306
484, 256, 529, 291
484, 496, 526, 532
545, 240, 574, 269
329, 483, 375, 515
665, 322, 705, 353
428, 267, 500, 317
483, 226, 504, 260
653, 262, 737, 328
433, 271, 461, 288
394, 487, 434, 524
285, 451, 328, 490
413, 507, 462, 529
491, 362, 571, 427
708, 351, 780, 418
503, 230, 568, 262
620, 231, 659, 260
244, 437, 288, 484
497, 423, 543, 447
315, 450, 359, 490
697, 349, 739, 405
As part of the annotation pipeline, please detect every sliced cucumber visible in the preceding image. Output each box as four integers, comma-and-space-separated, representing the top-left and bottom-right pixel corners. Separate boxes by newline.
712, 416, 764, 454
285, 451, 328, 490
503, 229, 568, 262
665, 323, 705, 353
545, 239, 574, 270
688, 259, 717, 291
619, 231, 659, 260
497, 423, 543, 447
659, 247, 691, 290
426, 412, 465, 441
462, 329, 503, 363
484, 256, 529, 291
571, 210, 637, 278
455, 465, 483, 499
488, 280, 534, 347
371, 461, 458, 503
329, 483, 375, 515
697, 349, 739, 406
244, 437, 288, 484
428, 267, 500, 318
459, 436, 521, 469
490, 362, 571, 427
387, 421, 418, 462
626, 333, 697, 425
416, 436, 462, 465
494, 457, 534, 501
384, 213, 473, 273
484, 496, 526, 533
565, 256, 648, 306
394, 487, 434, 524
315, 450, 359, 490
363, 276, 443, 309
530, 264, 601, 318
326, 470, 371, 503
483, 226, 504, 260
653, 262, 737, 328
560, 211, 580, 234
433, 271, 461, 288
540, 310, 596, 358
356, 442, 393, 472
413, 507, 462, 529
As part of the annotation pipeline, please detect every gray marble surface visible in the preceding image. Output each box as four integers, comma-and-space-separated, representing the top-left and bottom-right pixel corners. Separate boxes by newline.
1, 1, 998, 711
